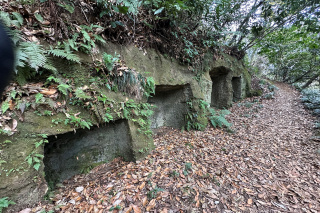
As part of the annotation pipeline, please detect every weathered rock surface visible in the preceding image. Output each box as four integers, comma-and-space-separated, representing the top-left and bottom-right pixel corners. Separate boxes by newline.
0, 43, 251, 211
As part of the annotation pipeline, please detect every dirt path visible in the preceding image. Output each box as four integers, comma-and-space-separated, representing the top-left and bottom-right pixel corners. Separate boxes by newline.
33, 82, 320, 213
223, 82, 320, 212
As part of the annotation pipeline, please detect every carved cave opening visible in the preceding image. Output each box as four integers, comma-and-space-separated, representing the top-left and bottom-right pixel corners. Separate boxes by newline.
44, 119, 133, 187
210, 66, 231, 108
232, 76, 242, 102
148, 85, 192, 129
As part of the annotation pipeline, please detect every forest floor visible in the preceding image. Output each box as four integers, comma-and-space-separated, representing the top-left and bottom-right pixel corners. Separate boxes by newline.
29, 82, 320, 213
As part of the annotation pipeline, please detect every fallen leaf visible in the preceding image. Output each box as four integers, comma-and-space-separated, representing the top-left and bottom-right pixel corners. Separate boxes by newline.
40, 88, 57, 95
9, 100, 14, 110
132, 205, 141, 213
142, 197, 148, 206
139, 182, 145, 190
12, 119, 18, 130
124, 206, 133, 213
146, 199, 156, 211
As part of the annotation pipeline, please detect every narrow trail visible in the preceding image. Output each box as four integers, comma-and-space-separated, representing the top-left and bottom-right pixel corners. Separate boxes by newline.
34, 83, 320, 213
224, 82, 320, 212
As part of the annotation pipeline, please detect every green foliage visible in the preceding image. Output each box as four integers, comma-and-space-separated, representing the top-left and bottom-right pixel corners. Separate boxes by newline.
147, 186, 164, 200
111, 68, 155, 98
96, 0, 141, 16
57, 1, 75, 14
35, 93, 44, 103
58, 84, 72, 96
254, 24, 320, 87
183, 162, 192, 175
47, 48, 81, 63
74, 88, 92, 100
103, 53, 119, 71
300, 88, 320, 116
143, 77, 155, 98
208, 108, 231, 129
16, 41, 55, 73
0, 197, 15, 213
25, 134, 48, 171
1, 101, 10, 114
123, 100, 154, 136
185, 99, 209, 131
64, 115, 93, 129
108, 205, 121, 211
263, 92, 275, 99
169, 170, 179, 178
103, 113, 113, 122
52, 118, 63, 125
46, 75, 72, 97
26, 153, 44, 171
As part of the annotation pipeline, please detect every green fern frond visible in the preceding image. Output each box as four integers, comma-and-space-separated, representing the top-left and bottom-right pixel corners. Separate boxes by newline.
14, 48, 28, 73
0, 11, 12, 26
11, 12, 24, 27
208, 108, 231, 128
47, 48, 80, 63
19, 42, 47, 71
82, 30, 91, 42
220, 109, 231, 116
93, 34, 106, 43
42, 59, 57, 72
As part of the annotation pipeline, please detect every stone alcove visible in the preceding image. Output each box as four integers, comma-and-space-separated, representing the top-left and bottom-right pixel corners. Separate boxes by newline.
210, 66, 232, 108
232, 76, 242, 102
44, 119, 134, 186
148, 85, 192, 129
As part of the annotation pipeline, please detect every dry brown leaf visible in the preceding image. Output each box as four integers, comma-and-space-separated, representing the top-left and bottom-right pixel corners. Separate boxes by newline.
139, 182, 145, 190
132, 205, 141, 213
142, 197, 148, 206
146, 199, 156, 211
160, 208, 168, 213
12, 119, 18, 130
124, 206, 133, 213
40, 88, 57, 95
9, 100, 15, 110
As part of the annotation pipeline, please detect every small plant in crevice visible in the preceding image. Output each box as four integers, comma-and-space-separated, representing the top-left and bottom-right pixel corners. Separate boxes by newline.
25, 134, 48, 171
0, 197, 15, 213
186, 99, 232, 130
123, 100, 154, 136
185, 99, 208, 131
64, 114, 93, 130
103, 52, 119, 72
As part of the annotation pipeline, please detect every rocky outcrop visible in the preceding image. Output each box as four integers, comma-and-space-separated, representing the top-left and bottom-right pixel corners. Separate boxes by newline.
0, 43, 251, 211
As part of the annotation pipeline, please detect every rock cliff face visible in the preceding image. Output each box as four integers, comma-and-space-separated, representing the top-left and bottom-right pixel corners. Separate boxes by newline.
0, 43, 251, 210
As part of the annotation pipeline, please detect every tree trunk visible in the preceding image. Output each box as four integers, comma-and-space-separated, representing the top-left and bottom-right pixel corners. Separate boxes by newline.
301, 74, 319, 89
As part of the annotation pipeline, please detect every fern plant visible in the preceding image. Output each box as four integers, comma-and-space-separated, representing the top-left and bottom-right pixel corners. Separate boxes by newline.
15, 42, 56, 73
47, 48, 80, 63
0, 197, 15, 213
208, 108, 231, 128
1, 11, 57, 77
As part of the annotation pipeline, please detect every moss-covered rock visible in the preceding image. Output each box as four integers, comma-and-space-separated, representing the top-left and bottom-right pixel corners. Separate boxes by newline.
0, 42, 251, 211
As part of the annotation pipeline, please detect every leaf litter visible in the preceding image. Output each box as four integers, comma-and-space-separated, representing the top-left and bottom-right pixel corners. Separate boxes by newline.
29, 82, 320, 213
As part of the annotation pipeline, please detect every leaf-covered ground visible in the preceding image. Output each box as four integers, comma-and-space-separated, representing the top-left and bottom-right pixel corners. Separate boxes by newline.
28, 82, 320, 213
